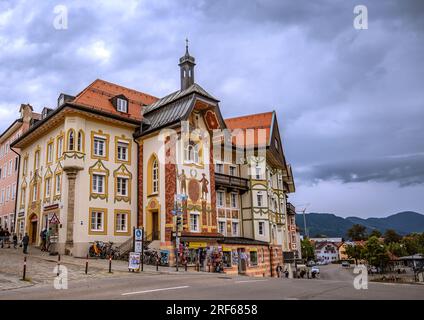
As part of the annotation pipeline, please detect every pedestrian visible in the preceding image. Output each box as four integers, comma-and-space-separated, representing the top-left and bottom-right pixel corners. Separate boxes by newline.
13, 233, 18, 249
46, 228, 52, 251
5, 229, 11, 248
276, 264, 282, 278
40, 229, 47, 251
22, 232, 29, 254
0, 227, 4, 248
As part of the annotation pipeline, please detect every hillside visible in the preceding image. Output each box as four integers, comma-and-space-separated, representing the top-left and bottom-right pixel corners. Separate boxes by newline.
295, 211, 424, 239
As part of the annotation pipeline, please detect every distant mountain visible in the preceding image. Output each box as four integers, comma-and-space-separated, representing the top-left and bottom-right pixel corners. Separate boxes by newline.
296, 211, 424, 239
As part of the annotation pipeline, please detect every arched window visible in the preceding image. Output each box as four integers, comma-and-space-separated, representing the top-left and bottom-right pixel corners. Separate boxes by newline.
77, 130, 84, 152
68, 130, 75, 151
147, 154, 159, 195
185, 142, 199, 163
152, 159, 158, 193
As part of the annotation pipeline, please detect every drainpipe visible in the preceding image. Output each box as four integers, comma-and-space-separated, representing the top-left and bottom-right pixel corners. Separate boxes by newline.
134, 139, 140, 228
11, 147, 21, 234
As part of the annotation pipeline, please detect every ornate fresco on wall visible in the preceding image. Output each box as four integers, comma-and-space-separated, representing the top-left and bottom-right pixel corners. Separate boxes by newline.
188, 178, 200, 203
204, 110, 219, 131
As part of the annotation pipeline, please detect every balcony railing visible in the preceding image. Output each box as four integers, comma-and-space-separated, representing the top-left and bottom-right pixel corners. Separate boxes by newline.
286, 202, 296, 215
215, 173, 248, 192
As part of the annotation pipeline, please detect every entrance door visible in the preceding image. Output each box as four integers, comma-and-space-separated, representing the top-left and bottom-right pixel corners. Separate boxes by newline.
29, 215, 38, 244
152, 211, 159, 240
238, 248, 247, 275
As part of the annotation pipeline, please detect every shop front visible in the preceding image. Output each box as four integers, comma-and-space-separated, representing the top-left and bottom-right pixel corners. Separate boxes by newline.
42, 204, 60, 255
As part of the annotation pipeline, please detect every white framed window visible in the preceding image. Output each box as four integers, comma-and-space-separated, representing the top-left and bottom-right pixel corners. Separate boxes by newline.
257, 193, 263, 207
32, 184, 38, 202
8, 160, 12, 175
258, 221, 265, 236
117, 98, 128, 113
68, 131, 75, 151
217, 191, 224, 207
45, 178, 51, 197
116, 177, 128, 196
55, 174, 61, 195
93, 137, 106, 157
218, 221, 226, 235
57, 137, 64, 158
47, 143, 53, 163
0, 189, 4, 204
14, 157, 19, 171
92, 174, 105, 194
23, 158, 28, 175
231, 193, 238, 208
21, 188, 26, 206
116, 212, 128, 232
185, 143, 199, 163
91, 210, 104, 232
6, 186, 10, 201
229, 165, 237, 176
152, 159, 158, 193
11, 183, 16, 200
117, 142, 128, 161
215, 163, 223, 174
232, 222, 239, 236
255, 166, 261, 179
3, 165, 7, 178
189, 213, 200, 232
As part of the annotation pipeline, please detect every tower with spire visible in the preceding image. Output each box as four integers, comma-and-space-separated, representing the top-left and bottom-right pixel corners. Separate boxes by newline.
179, 38, 196, 91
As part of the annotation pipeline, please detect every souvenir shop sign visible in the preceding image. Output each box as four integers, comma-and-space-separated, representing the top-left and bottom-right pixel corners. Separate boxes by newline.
222, 246, 232, 252
188, 242, 207, 249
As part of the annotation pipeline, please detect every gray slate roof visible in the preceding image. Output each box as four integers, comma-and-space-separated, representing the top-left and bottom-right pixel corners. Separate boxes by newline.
143, 83, 218, 115
140, 83, 219, 136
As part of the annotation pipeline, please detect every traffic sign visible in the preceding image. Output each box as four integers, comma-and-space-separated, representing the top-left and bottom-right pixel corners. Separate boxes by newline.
49, 213, 60, 225
134, 240, 142, 253
135, 228, 143, 241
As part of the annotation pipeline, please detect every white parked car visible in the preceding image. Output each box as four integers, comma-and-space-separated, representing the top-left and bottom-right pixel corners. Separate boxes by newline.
311, 266, 320, 274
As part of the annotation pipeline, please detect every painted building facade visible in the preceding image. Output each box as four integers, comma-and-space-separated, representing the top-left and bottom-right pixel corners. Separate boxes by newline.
0, 104, 39, 234
10, 47, 298, 276
12, 80, 157, 256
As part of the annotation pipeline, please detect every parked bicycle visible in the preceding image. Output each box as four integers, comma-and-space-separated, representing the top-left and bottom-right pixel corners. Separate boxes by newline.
89, 241, 120, 259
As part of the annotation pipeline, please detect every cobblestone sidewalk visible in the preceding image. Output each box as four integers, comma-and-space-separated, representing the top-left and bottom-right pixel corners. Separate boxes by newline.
0, 246, 211, 291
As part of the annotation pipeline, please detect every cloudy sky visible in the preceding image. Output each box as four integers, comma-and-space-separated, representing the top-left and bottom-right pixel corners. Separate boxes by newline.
0, 0, 423, 218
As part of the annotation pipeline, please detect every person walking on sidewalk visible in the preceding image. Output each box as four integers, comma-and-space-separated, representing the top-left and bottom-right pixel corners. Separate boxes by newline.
22, 233, 29, 254
0, 228, 5, 248
13, 233, 18, 249
5, 229, 11, 248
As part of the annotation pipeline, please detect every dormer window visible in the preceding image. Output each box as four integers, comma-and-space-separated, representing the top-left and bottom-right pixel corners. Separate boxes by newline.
117, 98, 128, 113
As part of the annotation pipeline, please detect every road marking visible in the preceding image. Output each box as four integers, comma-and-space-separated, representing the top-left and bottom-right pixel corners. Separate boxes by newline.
121, 286, 189, 296
235, 279, 268, 284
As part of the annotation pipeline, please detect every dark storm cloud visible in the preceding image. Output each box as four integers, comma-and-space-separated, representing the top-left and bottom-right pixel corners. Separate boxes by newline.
299, 153, 424, 186
0, 0, 423, 215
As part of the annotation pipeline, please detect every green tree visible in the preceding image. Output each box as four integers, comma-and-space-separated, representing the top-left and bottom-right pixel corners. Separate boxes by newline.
347, 224, 368, 241
345, 244, 364, 265
383, 229, 402, 244
387, 242, 407, 257
301, 238, 315, 261
369, 229, 382, 238
363, 236, 390, 270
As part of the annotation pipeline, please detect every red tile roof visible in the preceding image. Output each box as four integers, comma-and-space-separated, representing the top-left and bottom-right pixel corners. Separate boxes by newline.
225, 111, 274, 148
73, 79, 158, 121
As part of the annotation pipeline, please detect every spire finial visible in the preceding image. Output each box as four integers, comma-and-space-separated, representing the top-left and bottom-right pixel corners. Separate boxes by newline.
185, 38, 189, 54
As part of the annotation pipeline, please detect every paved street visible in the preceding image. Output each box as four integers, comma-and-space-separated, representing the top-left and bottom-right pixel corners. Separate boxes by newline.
1, 248, 423, 299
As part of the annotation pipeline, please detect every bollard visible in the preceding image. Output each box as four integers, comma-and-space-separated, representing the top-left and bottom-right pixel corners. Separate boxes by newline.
108, 256, 112, 273
185, 261, 188, 272
196, 261, 200, 272
208, 264, 211, 273
85, 254, 88, 274
156, 259, 159, 271
57, 254, 61, 276
22, 256, 27, 280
